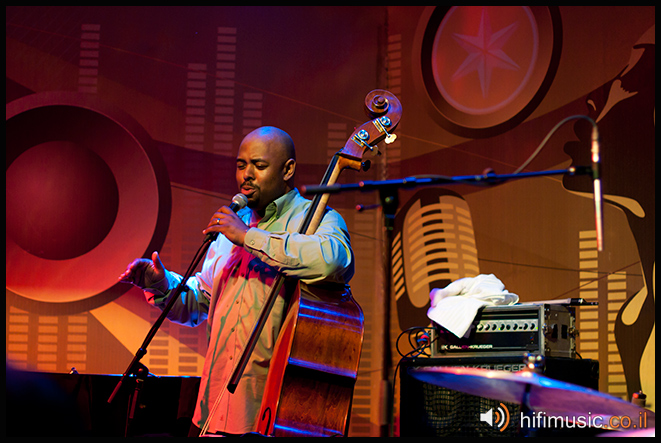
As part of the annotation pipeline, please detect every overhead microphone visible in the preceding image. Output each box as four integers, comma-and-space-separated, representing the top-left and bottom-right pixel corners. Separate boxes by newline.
205, 193, 248, 242
591, 125, 604, 252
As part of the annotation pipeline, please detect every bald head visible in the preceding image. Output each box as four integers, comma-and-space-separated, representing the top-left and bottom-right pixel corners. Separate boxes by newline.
243, 126, 295, 162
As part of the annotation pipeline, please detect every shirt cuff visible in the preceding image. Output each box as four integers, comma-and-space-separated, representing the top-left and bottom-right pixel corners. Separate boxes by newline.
144, 269, 178, 303
243, 227, 268, 251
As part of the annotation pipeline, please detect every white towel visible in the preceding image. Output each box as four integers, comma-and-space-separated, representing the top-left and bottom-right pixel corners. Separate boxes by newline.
427, 274, 519, 338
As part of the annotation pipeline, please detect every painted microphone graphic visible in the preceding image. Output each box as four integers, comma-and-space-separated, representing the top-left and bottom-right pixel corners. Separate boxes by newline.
392, 188, 479, 331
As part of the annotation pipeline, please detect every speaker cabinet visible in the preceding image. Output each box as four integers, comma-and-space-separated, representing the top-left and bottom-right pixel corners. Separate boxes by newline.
399, 356, 599, 437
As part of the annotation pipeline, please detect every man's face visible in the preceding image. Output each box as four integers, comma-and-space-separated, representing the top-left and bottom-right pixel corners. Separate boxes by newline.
235, 136, 291, 214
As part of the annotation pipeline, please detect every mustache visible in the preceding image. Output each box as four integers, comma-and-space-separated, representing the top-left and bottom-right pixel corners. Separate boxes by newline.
241, 181, 258, 190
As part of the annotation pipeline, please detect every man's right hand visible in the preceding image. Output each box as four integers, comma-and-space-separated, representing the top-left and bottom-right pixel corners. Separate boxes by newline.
118, 251, 168, 293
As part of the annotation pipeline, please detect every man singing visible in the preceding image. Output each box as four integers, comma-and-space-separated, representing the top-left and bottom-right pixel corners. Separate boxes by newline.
119, 126, 354, 436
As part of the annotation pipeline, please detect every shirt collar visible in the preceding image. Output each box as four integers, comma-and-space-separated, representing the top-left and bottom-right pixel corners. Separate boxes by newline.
261, 188, 299, 222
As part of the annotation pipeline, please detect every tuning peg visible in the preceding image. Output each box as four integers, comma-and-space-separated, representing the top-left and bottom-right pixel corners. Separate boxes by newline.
374, 116, 397, 144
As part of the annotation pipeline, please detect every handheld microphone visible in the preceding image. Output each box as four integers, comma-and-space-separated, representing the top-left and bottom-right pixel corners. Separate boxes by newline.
591, 125, 604, 252
205, 193, 248, 242
228, 193, 249, 212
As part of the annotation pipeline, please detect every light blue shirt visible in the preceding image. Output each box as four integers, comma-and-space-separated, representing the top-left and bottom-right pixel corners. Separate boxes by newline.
147, 188, 354, 434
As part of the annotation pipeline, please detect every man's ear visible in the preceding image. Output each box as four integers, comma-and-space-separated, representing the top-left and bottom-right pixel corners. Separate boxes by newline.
283, 158, 296, 182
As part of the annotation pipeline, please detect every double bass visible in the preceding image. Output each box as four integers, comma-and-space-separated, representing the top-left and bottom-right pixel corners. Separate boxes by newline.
221, 90, 402, 437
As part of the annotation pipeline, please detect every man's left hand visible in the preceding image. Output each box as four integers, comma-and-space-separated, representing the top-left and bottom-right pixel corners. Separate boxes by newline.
202, 206, 249, 246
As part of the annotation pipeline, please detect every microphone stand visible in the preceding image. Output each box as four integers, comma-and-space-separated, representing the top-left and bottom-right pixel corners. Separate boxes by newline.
302, 165, 593, 437
107, 236, 215, 434
303, 167, 593, 229
302, 166, 591, 196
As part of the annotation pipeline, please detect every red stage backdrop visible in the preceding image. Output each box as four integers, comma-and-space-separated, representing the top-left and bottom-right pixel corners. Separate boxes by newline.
6, 6, 655, 436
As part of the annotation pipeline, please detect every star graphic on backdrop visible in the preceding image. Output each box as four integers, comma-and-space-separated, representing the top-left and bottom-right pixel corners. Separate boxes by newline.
451, 8, 520, 98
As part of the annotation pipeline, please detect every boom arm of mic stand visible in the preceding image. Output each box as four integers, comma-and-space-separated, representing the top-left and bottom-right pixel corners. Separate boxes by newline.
108, 238, 214, 404
301, 167, 591, 195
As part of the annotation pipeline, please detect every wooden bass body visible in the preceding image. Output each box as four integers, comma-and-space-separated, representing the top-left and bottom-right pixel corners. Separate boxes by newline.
257, 283, 364, 437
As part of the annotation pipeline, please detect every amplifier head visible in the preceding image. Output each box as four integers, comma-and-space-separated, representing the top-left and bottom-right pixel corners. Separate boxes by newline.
430, 304, 577, 359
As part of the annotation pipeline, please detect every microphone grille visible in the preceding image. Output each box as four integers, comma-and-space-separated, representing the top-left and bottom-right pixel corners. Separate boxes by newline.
232, 193, 248, 210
